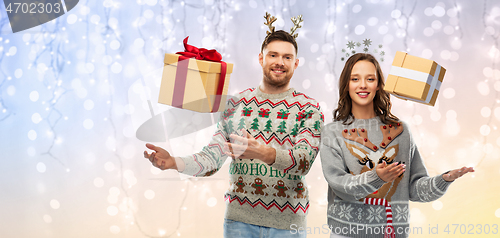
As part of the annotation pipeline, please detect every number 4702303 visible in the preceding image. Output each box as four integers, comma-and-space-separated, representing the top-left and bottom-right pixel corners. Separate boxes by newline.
5, 2, 62, 14
443, 224, 498, 235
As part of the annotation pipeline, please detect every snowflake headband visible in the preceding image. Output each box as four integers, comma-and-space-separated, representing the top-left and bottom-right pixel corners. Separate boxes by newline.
264, 12, 303, 39
341, 39, 385, 62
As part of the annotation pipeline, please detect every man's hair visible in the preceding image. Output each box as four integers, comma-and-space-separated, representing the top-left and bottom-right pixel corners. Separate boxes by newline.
333, 53, 399, 125
260, 30, 298, 55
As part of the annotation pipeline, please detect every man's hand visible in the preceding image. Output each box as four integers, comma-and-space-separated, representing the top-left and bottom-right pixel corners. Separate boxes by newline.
442, 166, 474, 182
375, 161, 406, 183
224, 130, 276, 165
143, 143, 177, 170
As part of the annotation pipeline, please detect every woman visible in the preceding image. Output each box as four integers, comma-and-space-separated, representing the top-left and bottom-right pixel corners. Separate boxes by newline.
320, 53, 473, 238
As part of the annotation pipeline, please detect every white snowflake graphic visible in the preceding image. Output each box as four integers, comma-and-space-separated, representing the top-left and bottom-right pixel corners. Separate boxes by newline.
366, 206, 384, 223
338, 204, 354, 221
417, 180, 433, 202
421, 193, 432, 202
395, 206, 409, 222
418, 187, 432, 201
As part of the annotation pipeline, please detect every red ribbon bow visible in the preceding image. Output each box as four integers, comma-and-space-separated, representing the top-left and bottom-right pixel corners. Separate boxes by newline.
172, 37, 228, 112
176, 36, 222, 62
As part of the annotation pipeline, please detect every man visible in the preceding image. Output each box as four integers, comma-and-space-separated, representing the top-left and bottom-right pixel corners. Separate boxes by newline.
144, 29, 323, 238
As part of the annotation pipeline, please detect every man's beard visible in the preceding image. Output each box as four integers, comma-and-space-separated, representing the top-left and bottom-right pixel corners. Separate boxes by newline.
263, 67, 292, 88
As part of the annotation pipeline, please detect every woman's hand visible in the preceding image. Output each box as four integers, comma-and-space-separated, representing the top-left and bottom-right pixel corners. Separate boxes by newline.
375, 161, 405, 183
442, 166, 475, 182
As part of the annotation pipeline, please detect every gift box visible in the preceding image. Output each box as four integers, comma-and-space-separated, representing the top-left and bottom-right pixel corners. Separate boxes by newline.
384, 51, 446, 106
158, 37, 233, 112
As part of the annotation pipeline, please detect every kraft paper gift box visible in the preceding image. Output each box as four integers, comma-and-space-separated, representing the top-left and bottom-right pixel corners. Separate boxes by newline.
384, 51, 446, 106
158, 53, 233, 113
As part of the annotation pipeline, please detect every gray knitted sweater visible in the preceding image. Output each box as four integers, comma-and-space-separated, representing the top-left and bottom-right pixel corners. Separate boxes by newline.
180, 87, 323, 230
320, 117, 452, 238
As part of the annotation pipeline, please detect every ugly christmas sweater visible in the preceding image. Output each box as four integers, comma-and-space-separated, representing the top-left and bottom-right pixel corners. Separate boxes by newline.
180, 87, 323, 230
320, 117, 452, 238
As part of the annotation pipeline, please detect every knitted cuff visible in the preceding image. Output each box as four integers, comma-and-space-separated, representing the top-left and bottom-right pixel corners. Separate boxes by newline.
174, 157, 185, 172
367, 170, 386, 190
271, 149, 293, 172
179, 155, 202, 176
435, 173, 453, 192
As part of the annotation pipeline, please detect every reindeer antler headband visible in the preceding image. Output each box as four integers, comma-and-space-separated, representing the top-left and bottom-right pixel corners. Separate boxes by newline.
264, 12, 303, 39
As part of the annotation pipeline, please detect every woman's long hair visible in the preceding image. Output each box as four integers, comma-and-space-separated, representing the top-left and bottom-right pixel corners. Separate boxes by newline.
333, 53, 399, 125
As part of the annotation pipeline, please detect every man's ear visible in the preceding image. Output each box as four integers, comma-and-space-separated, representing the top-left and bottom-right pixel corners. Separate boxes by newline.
259, 53, 263, 66
294, 57, 299, 69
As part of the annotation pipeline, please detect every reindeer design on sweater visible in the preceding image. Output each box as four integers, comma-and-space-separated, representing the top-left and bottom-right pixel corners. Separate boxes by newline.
342, 124, 404, 202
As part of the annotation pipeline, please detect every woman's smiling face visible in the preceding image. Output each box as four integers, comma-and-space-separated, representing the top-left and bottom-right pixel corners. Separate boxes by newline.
349, 60, 379, 110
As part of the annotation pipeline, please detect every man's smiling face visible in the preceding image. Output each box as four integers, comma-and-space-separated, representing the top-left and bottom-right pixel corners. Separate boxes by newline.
259, 40, 299, 88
